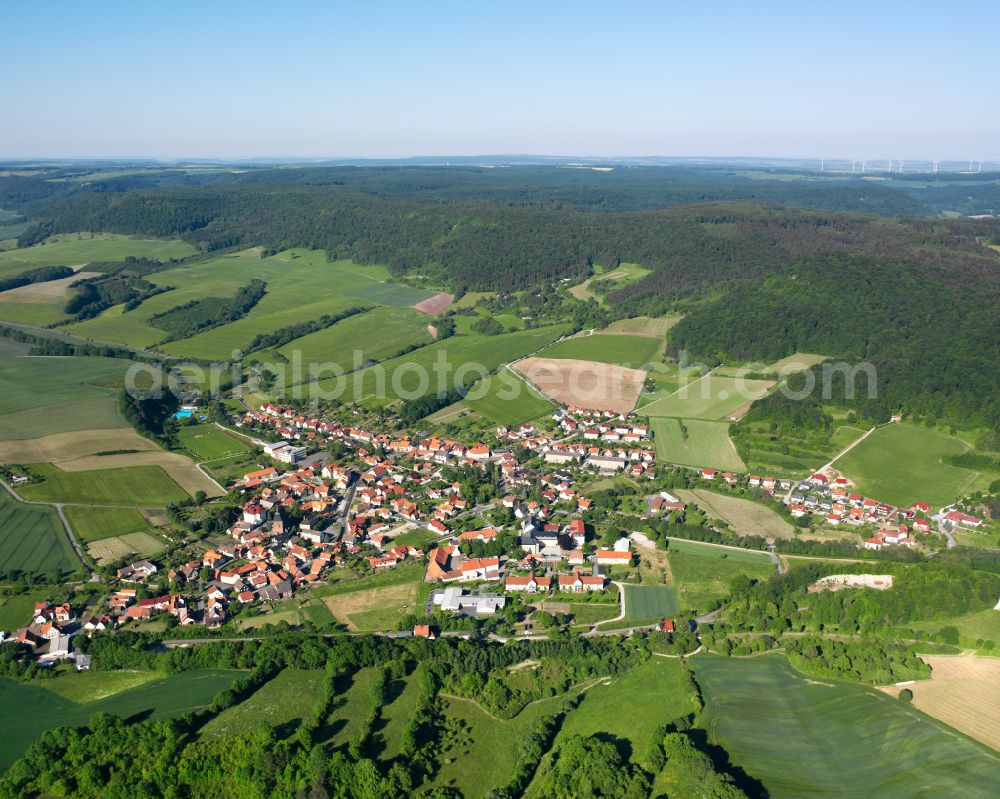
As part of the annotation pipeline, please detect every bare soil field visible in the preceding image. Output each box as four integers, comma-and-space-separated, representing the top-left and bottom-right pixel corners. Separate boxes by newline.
512, 356, 646, 414
321, 581, 418, 631
0, 270, 98, 303
879, 656, 1000, 752
412, 291, 454, 315
0, 429, 222, 497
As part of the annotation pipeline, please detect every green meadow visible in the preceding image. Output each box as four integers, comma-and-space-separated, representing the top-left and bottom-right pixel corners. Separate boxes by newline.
0, 233, 195, 281
641, 372, 774, 419
202, 669, 323, 738
63, 505, 153, 543
18, 462, 189, 506
623, 584, 679, 623
64, 249, 430, 357
833, 423, 978, 507
651, 417, 746, 472
692, 654, 1000, 799
536, 332, 663, 367
319, 324, 568, 405
667, 539, 774, 613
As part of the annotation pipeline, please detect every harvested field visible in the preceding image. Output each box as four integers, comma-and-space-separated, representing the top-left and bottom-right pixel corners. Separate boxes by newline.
512, 356, 646, 414
412, 291, 454, 315
0, 270, 98, 303
321, 581, 419, 631
880, 656, 1000, 752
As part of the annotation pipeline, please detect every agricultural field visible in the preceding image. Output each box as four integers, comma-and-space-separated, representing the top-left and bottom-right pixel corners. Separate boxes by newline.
0, 669, 239, 773
832, 423, 978, 508
202, 669, 323, 738
675, 489, 794, 539
0, 356, 131, 440
41, 670, 162, 703
886, 656, 1000, 751
622, 584, 679, 623
17, 462, 190, 506
599, 314, 683, 338
277, 306, 432, 375
6, 441, 224, 498
176, 422, 254, 461
641, 372, 774, 420
535, 332, 663, 367
651, 417, 746, 472
0, 233, 195, 281
63, 505, 153, 542
64, 249, 428, 355
463, 368, 555, 426
666, 538, 775, 612
513, 356, 646, 415
0, 490, 82, 578
323, 324, 567, 405
87, 531, 165, 565
766, 352, 828, 373
692, 654, 1000, 798
568, 262, 650, 302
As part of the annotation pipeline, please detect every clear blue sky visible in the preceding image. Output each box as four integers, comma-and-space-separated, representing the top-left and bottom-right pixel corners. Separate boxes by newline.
3, 0, 997, 160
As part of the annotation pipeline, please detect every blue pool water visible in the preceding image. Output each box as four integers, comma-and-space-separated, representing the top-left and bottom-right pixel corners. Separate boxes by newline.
173, 409, 194, 419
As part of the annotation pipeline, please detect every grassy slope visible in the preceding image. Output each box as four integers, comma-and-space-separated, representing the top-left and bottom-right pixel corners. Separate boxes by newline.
0, 489, 81, 576
667, 542, 774, 613
277, 306, 432, 372
18, 462, 190, 505
833, 423, 978, 507
676, 488, 794, 539
64, 249, 428, 357
693, 654, 1000, 799
202, 669, 324, 738
320, 324, 568, 404
464, 368, 555, 426
535, 332, 663, 367
650, 417, 746, 472
641, 374, 774, 419
0, 233, 195, 280
552, 657, 693, 764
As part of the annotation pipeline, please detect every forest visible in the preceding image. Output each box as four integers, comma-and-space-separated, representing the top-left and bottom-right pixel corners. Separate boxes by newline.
2, 166, 998, 426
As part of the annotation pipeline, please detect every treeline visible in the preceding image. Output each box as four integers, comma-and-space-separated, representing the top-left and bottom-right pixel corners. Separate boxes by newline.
118, 388, 179, 443
149, 278, 266, 341
1, 631, 661, 798
0, 264, 74, 292
64, 272, 172, 320
244, 305, 371, 352
671, 253, 1000, 428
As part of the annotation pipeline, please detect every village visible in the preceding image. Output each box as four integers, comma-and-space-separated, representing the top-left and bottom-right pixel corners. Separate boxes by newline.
4, 399, 985, 665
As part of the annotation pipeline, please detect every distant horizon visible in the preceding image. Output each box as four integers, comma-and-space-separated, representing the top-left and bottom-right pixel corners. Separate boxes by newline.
2, 154, 998, 170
